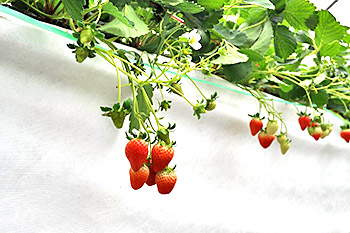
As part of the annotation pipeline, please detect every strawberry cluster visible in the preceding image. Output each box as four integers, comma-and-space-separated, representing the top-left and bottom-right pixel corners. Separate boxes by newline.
249, 113, 290, 154
297, 113, 333, 141
125, 139, 177, 194
249, 110, 349, 155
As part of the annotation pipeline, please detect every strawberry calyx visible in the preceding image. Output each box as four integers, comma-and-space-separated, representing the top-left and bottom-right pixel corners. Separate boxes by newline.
340, 125, 350, 143
297, 111, 311, 117
162, 165, 176, 173
125, 131, 148, 141
340, 124, 350, 130
313, 114, 323, 123
193, 102, 207, 119
100, 98, 132, 129
159, 100, 172, 111
248, 113, 265, 120
276, 133, 287, 145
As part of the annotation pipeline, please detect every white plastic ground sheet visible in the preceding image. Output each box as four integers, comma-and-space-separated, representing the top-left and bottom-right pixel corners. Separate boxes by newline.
1, 7, 350, 233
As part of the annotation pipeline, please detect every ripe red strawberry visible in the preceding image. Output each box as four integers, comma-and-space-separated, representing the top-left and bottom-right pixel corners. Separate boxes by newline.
155, 167, 177, 194
298, 115, 311, 131
129, 165, 149, 190
340, 126, 350, 143
266, 120, 278, 135
249, 118, 263, 136
258, 130, 275, 149
145, 159, 156, 186
151, 144, 174, 172
125, 138, 149, 171
311, 122, 319, 127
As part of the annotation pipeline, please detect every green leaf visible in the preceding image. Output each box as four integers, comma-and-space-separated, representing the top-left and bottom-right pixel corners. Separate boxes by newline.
238, 49, 264, 62
274, 25, 297, 59
128, 111, 139, 133
175, 1, 205, 13
269, 0, 285, 12
243, 0, 274, 9
315, 10, 345, 53
122, 98, 133, 111
313, 74, 327, 86
279, 82, 293, 92
103, 2, 133, 28
183, 9, 223, 30
278, 83, 306, 100
239, 22, 263, 46
153, 0, 183, 6
211, 42, 248, 65
138, 84, 154, 120
197, 0, 224, 10
282, 0, 316, 30
250, 20, 273, 55
305, 12, 318, 30
320, 40, 341, 57
154, 0, 204, 13
110, 0, 132, 7
211, 23, 247, 46
296, 31, 313, 45
223, 62, 252, 83
246, 7, 267, 24
311, 89, 329, 108
266, 75, 293, 92
128, 84, 154, 133
62, 0, 84, 21
99, 4, 149, 38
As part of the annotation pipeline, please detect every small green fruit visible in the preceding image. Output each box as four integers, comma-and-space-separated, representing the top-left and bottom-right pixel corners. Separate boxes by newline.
320, 129, 329, 139
157, 127, 170, 145
277, 134, 287, 145
75, 47, 89, 63
280, 141, 290, 155
266, 120, 278, 135
205, 100, 216, 111
111, 111, 127, 129
80, 28, 94, 44
171, 83, 183, 96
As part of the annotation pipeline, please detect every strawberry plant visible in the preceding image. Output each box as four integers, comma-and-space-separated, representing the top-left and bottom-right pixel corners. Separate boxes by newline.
2, 0, 350, 193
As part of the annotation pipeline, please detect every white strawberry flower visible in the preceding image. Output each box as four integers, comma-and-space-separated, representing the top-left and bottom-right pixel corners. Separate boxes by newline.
223, 14, 238, 23
181, 29, 202, 50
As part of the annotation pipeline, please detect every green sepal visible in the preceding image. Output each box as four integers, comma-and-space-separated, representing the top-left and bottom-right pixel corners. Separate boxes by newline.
340, 124, 350, 130
193, 102, 206, 119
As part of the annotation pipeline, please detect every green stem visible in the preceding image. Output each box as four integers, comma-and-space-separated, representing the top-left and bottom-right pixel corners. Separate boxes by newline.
241, 17, 267, 32
168, 85, 195, 107
130, 79, 142, 131
140, 86, 160, 128
18, 0, 67, 19
116, 68, 122, 103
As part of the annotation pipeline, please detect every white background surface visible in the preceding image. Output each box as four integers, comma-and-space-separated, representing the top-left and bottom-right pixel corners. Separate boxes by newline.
1, 2, 350, 233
